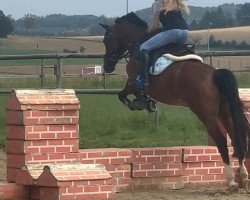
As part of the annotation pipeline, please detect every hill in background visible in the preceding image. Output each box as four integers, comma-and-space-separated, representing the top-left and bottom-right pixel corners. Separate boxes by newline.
14, 3, 242, 36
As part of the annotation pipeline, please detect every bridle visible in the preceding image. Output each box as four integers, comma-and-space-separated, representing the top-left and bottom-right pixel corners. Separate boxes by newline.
104, 31, 132, 64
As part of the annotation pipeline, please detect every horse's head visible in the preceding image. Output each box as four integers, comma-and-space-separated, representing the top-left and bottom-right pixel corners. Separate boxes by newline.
100, 23, 126, 73
100, 12, 148, 73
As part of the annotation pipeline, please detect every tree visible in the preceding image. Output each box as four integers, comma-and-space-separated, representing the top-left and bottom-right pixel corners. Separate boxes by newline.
189, 19, 199, 30
236, 3, 250, 26
189, 36, 202, 47
0, 11, 14, 38
22, 14, 37, 36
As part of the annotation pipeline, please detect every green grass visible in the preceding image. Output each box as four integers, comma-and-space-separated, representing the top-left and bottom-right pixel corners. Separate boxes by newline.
0, 72, 249, 148
78, 94, 207, 148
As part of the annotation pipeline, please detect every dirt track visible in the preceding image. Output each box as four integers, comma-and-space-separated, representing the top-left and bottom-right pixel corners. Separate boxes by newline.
115, 188, 250, 200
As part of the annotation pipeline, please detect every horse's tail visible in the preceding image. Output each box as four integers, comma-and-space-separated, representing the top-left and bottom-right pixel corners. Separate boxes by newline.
213, 69, 249, 160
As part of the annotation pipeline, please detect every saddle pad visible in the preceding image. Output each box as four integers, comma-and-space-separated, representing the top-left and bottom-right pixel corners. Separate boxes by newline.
150, 54, 203, 76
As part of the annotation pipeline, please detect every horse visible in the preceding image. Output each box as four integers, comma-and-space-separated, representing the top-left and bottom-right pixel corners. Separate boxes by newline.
100, 12, 250, 193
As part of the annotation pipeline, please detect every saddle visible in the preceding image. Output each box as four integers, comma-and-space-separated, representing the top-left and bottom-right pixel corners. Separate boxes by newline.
134, 43, 195, 67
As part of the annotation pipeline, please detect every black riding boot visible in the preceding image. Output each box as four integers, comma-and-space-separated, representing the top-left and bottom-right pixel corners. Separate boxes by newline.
138, 49, 150, 92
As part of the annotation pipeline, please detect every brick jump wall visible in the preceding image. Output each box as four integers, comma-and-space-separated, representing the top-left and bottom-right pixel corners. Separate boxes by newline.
0, 89, 249, 200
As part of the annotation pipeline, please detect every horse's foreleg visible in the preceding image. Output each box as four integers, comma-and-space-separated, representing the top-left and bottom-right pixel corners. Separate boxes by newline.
118, 80, 140, 111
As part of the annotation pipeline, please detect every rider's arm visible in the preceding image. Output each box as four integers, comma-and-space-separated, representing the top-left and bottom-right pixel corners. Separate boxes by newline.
150, 13, 160, 33
150, 0, 161, 33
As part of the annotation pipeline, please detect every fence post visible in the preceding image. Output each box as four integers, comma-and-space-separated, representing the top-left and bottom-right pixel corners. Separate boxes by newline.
40, 59, 45, 88
209, 56, 213, 66
103, 73, 107, 89
56, 58, 62, 88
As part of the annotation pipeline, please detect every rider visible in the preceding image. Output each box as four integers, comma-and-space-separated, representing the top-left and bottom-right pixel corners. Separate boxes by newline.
136, 0, 189, 91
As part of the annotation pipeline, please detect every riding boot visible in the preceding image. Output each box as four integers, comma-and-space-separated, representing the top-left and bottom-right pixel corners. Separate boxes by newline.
136, 49, 150, 93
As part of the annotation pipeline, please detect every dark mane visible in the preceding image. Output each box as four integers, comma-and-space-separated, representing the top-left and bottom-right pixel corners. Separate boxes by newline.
115, 12, 148, 30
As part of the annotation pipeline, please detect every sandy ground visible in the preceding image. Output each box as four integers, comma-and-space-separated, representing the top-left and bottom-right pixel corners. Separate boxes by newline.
0, 150, 250, 199
115, 188, 250, 200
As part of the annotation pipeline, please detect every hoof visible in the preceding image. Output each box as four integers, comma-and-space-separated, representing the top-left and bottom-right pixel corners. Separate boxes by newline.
147, 100, 158, 112
243, 180, 250, 194
133, 99, 146, 110
226, 184, 239, 194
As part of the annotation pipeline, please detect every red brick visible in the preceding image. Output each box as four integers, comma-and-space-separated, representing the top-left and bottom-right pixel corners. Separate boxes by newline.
0, 183, 28, 200
209, 168, 222, 174
7, 168, 19, 183
91, 193, 109, 199
95, 159, 110, 165
47, 111, 63, 117
191, 149, 204, 154
184, 155, 197, 162
84, 186, 100, 193
139, 150, 154, 156
188, 175, 202, 181
140, 164, 154, 170
110, 158, 126, 164
32, 154, 48, 161
146, 156, 160, 163
168, 149, 182, 155
6, 140, 24, 154
118, 150, 131, 157
5, 111, 23, 125
40, 147, 55, 154
132, 171, 147, 177
195, 169, 209, 174
40, 132, 56, 139
56, 146, 71, 153
182, 169, 195, 175
7, 154, 32, 168
202, 174, 215, 181
31, 111, 47, 117
154, 149, 167, 155
153, 163, 166, 170
198, 155, 211, 162
205, 148, 218, 154
63, 111, 78, 117
202, 162, 216, 168
211, 155, 221, 161
6, 125, 27, 140
67, 187, 84, 194
63, 104, 80, 110
161, 156, 175, 163
48, 153, 64, 160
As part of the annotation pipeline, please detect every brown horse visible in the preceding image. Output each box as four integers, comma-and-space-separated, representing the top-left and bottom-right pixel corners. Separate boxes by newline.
100, 12, 250, 193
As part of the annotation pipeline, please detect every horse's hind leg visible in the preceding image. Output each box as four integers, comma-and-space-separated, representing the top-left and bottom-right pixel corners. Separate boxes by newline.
191, 106, 238, 192
219, 104, 250, 193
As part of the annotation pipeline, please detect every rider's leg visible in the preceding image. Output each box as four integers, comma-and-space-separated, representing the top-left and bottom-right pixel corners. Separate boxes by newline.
136, 49, 150, 90
136, 29, 188, 90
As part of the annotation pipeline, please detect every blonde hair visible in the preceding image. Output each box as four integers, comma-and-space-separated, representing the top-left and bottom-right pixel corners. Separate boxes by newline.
161, 0, 190, 14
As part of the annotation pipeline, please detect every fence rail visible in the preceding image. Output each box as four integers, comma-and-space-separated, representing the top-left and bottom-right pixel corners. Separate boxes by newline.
0, 51, 250, 89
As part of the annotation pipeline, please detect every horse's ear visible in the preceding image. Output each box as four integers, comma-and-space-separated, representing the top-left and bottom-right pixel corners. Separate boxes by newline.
99, 23, 111, 31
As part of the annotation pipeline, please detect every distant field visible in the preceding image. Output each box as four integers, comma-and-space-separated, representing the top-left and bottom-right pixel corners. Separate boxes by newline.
1, 35, 105, 53
0, 27, 250, 71
190, 26, 250, 45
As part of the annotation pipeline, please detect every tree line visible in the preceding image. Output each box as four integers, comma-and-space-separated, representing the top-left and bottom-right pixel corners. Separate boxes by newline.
0, 3, 250, 38
189, 3, 250, 30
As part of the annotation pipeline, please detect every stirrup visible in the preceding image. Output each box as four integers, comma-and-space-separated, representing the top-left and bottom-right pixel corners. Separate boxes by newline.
135, 75, 143, 89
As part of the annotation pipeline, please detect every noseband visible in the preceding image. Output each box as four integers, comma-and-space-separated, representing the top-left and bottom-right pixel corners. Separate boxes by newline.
104, 32, 130, 64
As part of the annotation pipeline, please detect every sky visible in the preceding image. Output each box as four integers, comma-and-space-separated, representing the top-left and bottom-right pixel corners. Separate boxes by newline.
0, 0, 249, 19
